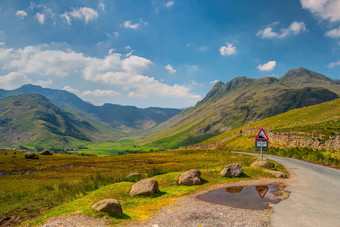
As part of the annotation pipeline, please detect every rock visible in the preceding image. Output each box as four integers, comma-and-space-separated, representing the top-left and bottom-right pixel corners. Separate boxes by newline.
1, 152, 7, 155
37, 163, 42, 166
225, 186, 243, 193
126, 172, 142, 181
178, 169, 201, 186
130, 179, 159, 196
251, 161, 274, 168
263, 169, 287, 178
40, 150, 52, 155
220, 164, 243, 177
24, 152, 39, 159
91, 199, 123, 216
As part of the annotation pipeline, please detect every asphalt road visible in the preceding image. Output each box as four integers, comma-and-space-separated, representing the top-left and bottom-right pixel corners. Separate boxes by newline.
235, 152, 340, 227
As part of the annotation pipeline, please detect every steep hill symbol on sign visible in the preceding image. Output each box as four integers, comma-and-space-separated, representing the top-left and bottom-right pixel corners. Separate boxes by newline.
256, 129, 269, 141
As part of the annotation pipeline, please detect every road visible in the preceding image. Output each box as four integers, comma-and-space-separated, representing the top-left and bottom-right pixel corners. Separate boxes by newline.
235, 152, 340, 227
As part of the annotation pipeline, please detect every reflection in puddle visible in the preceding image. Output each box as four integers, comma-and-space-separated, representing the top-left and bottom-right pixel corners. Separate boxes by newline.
198, 185, 280, 210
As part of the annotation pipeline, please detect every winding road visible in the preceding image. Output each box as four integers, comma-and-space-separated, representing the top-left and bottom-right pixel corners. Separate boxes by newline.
235, 152, 340, 227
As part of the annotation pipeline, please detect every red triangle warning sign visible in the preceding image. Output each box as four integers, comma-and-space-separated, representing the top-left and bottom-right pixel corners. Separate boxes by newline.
256, 129, 269, 141
255, 186, 269, 199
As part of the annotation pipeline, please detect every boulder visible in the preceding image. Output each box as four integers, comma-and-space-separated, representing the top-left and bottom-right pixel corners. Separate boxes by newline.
251, 161, 274, 168
91, 199, 123, 216
129, 179, 159, 196
126, 172, 142, 181
40, 150, 52, 155
263, 169, 287, 178
220, 164, 243, 177
225, 186, 243, 193
24, 152, 39, 159
178, 169, 201, 186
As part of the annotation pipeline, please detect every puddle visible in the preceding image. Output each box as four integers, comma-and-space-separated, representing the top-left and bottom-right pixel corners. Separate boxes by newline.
197, 185, 280, 210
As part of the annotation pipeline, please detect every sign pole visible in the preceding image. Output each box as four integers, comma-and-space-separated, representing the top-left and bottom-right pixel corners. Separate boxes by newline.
260, 146, 263, 161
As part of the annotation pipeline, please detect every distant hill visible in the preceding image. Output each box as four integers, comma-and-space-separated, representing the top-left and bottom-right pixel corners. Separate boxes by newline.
141, 67, 340, 149
0, 94, 116, 149
0, 84, 181, 131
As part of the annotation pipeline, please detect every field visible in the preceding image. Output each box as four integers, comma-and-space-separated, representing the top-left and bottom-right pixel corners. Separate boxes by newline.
76, 140, 158, 155
0, 148, 286, 226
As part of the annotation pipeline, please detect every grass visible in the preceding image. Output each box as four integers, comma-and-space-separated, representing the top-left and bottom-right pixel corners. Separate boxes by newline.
0, 148, 286, 225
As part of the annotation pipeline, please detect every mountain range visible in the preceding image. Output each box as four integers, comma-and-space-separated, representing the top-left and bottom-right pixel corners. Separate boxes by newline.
0, 67, 339, 150
140, 67, 340, 149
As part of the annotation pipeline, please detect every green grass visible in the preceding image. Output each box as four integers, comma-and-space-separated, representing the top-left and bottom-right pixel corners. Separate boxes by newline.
0, 148, 286, 225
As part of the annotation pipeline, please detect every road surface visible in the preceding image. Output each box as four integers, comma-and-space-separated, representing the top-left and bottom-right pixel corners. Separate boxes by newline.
235, 152, 340, 227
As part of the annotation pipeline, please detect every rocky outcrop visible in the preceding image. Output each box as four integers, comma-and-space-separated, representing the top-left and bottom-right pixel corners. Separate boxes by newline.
178, 169, 201, 186
129, 179, 159, 196
91, 199, 123, 216
220, 164, 243, 177
251, 161, 274, 168
262, 169, 287, 178
40, 150, 52, 155
24, 152, 39, 159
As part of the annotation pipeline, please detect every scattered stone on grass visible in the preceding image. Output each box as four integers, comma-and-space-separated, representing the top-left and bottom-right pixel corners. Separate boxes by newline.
91, 199, 123, 217
220, 164, 243, 177
130, 178, 159, 196
40, 150, 52, 155
251, 161, 274, 168
262, 169, 287, 178
178, 169, 201, 186
24, 152, 39, 159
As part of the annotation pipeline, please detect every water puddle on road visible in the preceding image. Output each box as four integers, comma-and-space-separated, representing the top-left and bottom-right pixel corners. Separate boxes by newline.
197, 185, 280, 210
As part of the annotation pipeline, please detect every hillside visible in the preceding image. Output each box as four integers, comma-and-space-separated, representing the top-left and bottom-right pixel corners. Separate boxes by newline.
140, 67, 340, 149
0, 84, 181, 131
0, 94, 116, 150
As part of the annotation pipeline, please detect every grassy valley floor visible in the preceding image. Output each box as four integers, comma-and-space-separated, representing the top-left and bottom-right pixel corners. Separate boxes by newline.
0, 148, 287, 226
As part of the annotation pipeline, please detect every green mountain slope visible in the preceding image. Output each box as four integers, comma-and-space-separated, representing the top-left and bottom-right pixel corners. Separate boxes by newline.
0, 84, 181, 132
140, 67, 340, 149
0, 94, 115, 149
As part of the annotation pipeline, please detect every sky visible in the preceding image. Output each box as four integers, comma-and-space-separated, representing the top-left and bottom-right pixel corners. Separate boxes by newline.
0, 0, 339, 108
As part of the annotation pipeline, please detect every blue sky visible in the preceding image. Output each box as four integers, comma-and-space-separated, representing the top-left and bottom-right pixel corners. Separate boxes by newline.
0, 0, 339, 108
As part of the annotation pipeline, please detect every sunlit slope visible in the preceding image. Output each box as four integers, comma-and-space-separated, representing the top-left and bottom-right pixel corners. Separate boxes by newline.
0, 94, 117, 149
203, 98, 340, 145
140, 67, 340, 149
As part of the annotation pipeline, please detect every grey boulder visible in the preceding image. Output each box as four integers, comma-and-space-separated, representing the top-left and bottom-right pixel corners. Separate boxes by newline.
220, 164, 243, 177
178, 169, 201, 186
91, 199, 123, 216
129, 178, 159, 196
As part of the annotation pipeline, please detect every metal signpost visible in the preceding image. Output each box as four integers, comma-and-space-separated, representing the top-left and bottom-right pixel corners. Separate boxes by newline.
255, 129, 269, 161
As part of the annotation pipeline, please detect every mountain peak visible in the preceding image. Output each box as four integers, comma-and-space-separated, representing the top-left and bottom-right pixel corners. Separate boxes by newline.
279, 67, 332, 82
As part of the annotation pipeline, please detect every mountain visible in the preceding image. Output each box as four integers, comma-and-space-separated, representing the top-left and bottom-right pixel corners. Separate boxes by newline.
0, 94, 115, 149
140, 67, 340, 149
0, 84, 181, 131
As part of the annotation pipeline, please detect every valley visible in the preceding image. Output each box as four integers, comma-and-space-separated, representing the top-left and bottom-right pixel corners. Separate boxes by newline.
0, 67, 339, 226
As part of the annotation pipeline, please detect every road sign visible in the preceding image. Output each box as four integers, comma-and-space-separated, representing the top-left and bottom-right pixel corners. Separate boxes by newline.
256, 129, 269, 141
255, 186, 269, 199
255, 141, 268, 151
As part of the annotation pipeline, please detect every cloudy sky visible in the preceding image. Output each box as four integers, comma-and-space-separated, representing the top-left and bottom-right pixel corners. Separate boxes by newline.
0, 0, 339, 108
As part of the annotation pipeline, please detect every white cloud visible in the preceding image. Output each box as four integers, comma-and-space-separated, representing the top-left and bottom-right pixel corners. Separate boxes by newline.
257, 61, 277, 71
300, 0, 340, 23
198, 46, 208, 51
33, 79, 53, 87
0, 72, 32, 90
16, 10, 28, 19
0, 45, 199, 102
61, 7, 98, 25
108, 48, 116, 54
36, 13, 45, 24
166, 1, 174, 8
98, 0, 105, 12
165, 64, 176, 73
326, 26, 340, 38
257, 21, 306, 39
328, 60, 340, 68
0, 42, 5, 46
123, 20, 140, 30
63, 85, 81, 95
81, 89, 121, 97
210, 80, 219, 85
219, 42, 236, 56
